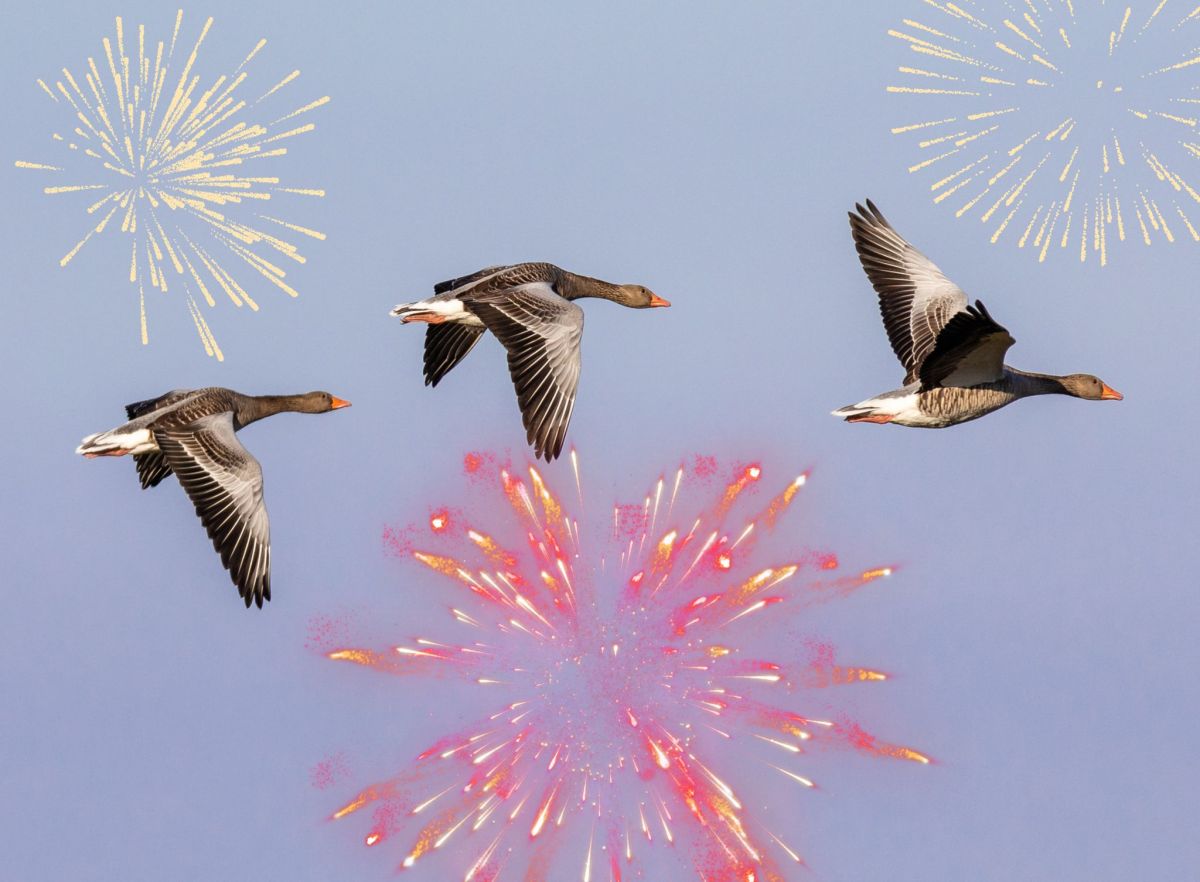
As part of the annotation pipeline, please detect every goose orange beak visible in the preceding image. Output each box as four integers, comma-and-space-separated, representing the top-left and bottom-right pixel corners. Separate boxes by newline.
331, 396, 352, 409
649, 295, 671, 308
1100, 384, 1123, 401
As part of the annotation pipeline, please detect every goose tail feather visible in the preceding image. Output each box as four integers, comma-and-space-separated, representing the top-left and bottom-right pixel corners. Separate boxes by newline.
831, 402, 898, 424
389, 301, 424, 319
390, 297, 467, 323
76, 427, 152, 457
831, 403, 872, 420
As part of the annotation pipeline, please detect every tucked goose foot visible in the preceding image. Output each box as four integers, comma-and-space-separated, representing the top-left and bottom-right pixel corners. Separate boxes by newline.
846, 412, 894, 424
401, 312, 447, 324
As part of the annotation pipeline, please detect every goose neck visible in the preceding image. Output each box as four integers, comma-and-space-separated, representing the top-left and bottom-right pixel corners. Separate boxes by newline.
558, 271, 622, 302
1008, 369, 1068, 396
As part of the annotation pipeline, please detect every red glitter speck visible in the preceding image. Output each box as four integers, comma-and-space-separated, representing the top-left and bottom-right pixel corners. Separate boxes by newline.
304, 613, 350, 654
614, 503, 648, 539
309, 752, 350, 790
381, 523, 417, 558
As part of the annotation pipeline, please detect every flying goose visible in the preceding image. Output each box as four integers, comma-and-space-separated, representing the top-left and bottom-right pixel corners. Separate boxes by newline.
833, 200, 1122, 427
77, 388, 350, 607
391, 262, 670, 461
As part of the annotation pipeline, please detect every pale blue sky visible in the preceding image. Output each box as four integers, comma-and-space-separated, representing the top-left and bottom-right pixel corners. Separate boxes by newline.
2, 2, 1196, 880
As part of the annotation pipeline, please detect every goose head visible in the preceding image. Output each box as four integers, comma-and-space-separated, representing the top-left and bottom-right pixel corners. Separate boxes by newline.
295, 391, 353, 413
1060, 374, 1123, 401
616, 284, 671, 309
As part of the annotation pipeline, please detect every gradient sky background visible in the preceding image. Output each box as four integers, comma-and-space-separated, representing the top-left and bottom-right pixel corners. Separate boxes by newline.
3, 2, 1197, 880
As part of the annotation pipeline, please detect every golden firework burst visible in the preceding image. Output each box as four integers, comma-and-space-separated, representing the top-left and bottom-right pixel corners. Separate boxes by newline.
888, 0, 1200, 267
16, 10, 329, 359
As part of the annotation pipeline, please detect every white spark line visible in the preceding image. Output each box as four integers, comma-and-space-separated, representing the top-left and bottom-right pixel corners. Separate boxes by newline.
887, 1, 1200, 266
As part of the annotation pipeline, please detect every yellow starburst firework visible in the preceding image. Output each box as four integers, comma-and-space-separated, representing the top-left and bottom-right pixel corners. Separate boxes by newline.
888, 0, 1200, 267
15, 10, 329, 359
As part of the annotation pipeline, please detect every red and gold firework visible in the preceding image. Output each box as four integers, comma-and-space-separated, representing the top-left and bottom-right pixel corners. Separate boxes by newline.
320, 453, 927, 880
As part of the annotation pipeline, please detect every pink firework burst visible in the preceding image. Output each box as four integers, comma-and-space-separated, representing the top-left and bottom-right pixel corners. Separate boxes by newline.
320, 452, 929, 881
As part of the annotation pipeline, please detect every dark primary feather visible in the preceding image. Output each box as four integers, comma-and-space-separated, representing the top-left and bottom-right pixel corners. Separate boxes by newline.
919, 299, 1016, 389
156, 413, 272, 608
423, 324, 485, 387
849, 199, 968, 384
468, 284, 583, 462
133, 452, 173, 489
124, 389, 191, 420
433, 265, 512, 295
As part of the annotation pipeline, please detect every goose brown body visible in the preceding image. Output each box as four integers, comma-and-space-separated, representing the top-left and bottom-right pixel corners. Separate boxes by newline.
391, 262, 669, 461
833, 201, 1122, 427
76, 387, 350, 608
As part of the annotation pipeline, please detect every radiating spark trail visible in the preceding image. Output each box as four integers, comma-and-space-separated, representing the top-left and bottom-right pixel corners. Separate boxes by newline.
318, 453, 928, 879
16, 11, 328, 357
888, 0, 1200, 267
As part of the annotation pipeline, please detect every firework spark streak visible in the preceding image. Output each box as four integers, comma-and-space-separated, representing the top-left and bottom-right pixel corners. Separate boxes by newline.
888, 0, 1200, 266
318, 453, 928, 880
15, 11, 328, 359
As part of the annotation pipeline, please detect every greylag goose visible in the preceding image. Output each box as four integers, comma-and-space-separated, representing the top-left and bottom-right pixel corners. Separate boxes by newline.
833, 200, 1122, 427
76, 388, 351, 608
391, 262, 670, 460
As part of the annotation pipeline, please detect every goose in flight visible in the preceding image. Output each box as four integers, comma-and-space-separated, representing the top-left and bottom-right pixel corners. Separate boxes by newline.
392, 262, 670, 460
833, 200, 1122, 427
77, 387, 350, 607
